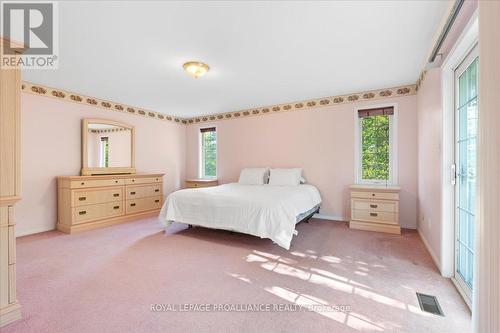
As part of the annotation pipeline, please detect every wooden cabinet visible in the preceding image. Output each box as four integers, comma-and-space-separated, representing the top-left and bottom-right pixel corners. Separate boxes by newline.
349, 185, 401, 234
184, 179, 218, 189
0, 38, 23, 327
57, 174, 164, 233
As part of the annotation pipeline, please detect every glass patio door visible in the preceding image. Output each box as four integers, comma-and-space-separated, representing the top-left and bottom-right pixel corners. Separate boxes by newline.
454, 46, 478, 302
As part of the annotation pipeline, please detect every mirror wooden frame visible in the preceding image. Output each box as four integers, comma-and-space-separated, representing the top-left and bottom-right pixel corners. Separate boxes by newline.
81, 118, 136, 176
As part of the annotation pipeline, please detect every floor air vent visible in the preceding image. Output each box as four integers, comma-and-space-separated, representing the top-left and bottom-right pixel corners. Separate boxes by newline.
416, 292, 444, 316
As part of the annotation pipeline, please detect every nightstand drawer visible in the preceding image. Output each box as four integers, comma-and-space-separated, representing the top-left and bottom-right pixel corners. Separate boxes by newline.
185, 179, 218, 188
351, 191, 399, 200
352, 199, 397, 213
352, 210, 398, 225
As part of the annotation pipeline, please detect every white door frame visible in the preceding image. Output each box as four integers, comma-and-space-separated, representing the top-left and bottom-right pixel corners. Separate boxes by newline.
440, 11, 478, 282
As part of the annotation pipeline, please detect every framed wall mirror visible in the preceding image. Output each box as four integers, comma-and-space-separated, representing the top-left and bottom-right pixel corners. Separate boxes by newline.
81, 118, 136, 175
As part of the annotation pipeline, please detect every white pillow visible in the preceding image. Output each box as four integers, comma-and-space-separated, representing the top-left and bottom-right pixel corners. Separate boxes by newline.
268, 168, 302, 186
238, 168, 269, 185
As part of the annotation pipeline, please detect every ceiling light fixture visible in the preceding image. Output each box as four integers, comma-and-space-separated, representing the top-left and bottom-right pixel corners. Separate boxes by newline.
183, 61, 209, 78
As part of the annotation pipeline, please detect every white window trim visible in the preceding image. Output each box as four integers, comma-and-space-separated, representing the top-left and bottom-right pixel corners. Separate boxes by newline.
198, 126, 218, 179
354, 103, 398, 185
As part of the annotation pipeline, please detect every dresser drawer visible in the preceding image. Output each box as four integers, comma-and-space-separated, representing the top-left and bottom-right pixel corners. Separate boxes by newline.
125, 177, 162, 185
126, 196, 162, 214
352, 199, 397, 213
72, 202, 124, 224
126, 184, 162, 200
70, 178, 124, 189
72, 187, 123, 207
351, 191, 399, 200
352, 210, 398, 225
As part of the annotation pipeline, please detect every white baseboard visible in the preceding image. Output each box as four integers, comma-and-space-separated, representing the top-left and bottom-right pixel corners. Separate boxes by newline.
417, 227, 442, 274
313, 214, 347, 222
16, 225, 55, 237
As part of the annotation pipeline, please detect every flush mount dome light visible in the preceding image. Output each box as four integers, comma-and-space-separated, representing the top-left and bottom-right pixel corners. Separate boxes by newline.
183, 61, 209, 78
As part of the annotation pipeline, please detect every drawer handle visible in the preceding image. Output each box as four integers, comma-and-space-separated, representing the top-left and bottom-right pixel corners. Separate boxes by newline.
81, 182, 85, 185
155, 199, 160, 203
156, 178, 159, 181
130, 203, 136, 207
113, 206, 120, 209
370, 204, 378, 208
130, 191, 136, 195
132, 179, 135, 182
194, 184, 198, 187
370, 213, 378, 217
78, 197, 86, 201
155, 189, 159, 192
78, 211, 86, 215
115, 180, 118, 183
113, 193, 120, 197
371, 193, 375, 197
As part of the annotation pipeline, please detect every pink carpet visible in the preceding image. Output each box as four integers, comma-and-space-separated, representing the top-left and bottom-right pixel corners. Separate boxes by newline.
4, 218, 470, 332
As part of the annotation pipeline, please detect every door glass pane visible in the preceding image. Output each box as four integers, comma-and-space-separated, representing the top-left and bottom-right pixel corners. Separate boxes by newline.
456, 57, 478, 290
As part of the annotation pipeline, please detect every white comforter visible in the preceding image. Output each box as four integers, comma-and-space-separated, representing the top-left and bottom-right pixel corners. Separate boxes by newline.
159, 183, 322, 249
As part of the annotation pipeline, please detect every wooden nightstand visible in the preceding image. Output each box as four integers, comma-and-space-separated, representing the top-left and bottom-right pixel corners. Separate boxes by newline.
185, 179, 218, 189
349, 185, 401, 234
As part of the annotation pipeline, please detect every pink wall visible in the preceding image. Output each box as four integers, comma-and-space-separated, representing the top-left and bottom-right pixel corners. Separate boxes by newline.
16, 93, 186, 236
416, 68, 443, 264
185, 95, 418, 228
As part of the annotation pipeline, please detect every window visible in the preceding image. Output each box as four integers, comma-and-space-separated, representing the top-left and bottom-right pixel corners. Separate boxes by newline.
99, 136, 109, 167
355, 106, 397, 184
200, 127, 217, 178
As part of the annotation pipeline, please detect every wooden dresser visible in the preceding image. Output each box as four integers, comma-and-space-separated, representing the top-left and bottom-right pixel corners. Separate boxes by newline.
185, 179, 218, 189
0, 38, 23, 327
349, 185, 401, 234
57, 173, 164, 233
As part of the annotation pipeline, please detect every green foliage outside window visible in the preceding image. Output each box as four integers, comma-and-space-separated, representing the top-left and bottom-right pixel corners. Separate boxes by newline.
361, 115, 390, 181
101, 137, 109, 168
202, 131, 217, 177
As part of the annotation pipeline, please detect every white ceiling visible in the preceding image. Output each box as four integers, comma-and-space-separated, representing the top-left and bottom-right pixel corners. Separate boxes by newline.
23, 1, 449, 118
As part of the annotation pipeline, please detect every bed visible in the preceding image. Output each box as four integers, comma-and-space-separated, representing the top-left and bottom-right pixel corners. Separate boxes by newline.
159, 183, 322, 249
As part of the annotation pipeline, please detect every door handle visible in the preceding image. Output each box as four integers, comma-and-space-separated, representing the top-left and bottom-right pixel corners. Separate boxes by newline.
79, 211, 86, 215
130, 203, 136, 207
113, 206, 120, 210
113, 193, 120, 197
451, 163, 457, 185
78, 197, 86, 201
130, 191, 136, 195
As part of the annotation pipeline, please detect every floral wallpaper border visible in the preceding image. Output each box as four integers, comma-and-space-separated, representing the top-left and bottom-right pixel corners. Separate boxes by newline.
22, 81, 416, 126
